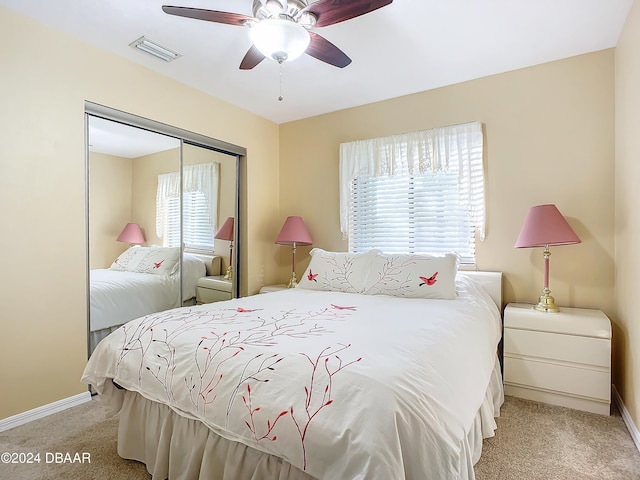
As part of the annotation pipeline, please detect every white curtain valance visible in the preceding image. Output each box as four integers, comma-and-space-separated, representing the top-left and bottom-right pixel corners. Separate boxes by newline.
339, 121, 485, 240
156, 162, 220, 239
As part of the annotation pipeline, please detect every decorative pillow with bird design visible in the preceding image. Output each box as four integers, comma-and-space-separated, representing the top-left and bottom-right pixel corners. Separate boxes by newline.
297, 248, 381, 293
110, 246, 180, 276
110, 246, 148, 272
363, 252, 460, 299
133, 247, 181, 275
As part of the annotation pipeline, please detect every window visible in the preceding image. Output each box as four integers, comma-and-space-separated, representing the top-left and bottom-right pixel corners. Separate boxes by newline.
349, 172, 475, 262
160, 191, 214, 250
340, 122, 484, 265
156, 162, 219, 251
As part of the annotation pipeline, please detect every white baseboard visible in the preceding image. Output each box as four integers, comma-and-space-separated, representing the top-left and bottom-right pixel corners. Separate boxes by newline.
0, 391, 92, 433
612, 384, 640, 453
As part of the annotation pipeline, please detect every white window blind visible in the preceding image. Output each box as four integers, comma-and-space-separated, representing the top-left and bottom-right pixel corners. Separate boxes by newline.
156, 162, 219, 251
340, 122, 484, 265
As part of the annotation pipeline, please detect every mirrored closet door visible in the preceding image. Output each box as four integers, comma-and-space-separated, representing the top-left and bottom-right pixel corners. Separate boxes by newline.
85, 102, 245, 355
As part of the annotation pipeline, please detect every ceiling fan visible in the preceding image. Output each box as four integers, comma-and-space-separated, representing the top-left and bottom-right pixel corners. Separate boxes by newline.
162, 0, 393, 70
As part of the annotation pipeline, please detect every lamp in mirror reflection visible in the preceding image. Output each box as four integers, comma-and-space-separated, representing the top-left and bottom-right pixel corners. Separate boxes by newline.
215, 217, 235, 281
515, 204, 581, 313
276, 216, 313, 288
116, 223, 145, 246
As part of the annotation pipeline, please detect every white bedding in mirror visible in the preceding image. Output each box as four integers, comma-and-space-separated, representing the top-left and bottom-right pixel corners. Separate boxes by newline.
90, 269, 182, 332
90, 253, 208, 332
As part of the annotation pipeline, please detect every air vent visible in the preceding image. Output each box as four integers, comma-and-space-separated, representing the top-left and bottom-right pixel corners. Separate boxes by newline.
129, 36, 181, 62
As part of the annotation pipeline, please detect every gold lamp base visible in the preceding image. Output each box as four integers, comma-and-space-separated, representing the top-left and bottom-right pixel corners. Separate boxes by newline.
286, 272, 298, 288
223, 265, 233, 281
534, 288, 559, 313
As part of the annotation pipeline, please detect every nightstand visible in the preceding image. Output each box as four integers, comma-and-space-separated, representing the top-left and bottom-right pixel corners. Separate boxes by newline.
196, 276, 232, 304
503, 302, 611, 415
259, 284, 288, 293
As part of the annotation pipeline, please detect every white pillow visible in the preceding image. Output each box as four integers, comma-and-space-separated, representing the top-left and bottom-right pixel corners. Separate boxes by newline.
110, 246, 147, 272
133, 247, 180, 276
297, 248, 381, 294
363, 252, 460, 299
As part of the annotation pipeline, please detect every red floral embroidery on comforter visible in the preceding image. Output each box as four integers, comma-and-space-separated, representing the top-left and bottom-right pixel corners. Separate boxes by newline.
107, 299, 361, 472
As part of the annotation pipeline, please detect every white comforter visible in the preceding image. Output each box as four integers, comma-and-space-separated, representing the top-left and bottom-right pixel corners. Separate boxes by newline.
83, 276, 502, 479
89, 269, 181, 332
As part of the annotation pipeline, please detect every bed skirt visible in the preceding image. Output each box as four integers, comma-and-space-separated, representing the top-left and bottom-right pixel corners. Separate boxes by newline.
109, 357, 504, 480
89, 325, 122, 355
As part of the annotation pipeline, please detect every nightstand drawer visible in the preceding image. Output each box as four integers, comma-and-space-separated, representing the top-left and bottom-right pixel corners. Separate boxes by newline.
504, 357, 610, 401
503, 303, 611, 414
504, 329, 610, 367
196, 276, 233, 304
197, 287, 232, 304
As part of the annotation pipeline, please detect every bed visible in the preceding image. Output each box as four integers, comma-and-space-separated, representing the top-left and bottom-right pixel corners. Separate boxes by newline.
89, 246, 219, 353
83, 250, 503, 480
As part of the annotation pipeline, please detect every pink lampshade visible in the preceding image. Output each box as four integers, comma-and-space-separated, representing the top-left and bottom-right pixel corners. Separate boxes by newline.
116, 223, 145, 244
215, 217, 234, 241
515, 204, 581, 248
275, 216, 313, 246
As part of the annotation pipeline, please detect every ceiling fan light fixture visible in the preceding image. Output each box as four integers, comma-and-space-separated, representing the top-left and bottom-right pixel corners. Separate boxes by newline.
297, 11, 317, 28
264, 0, 284, 17
249, 19, 310, 63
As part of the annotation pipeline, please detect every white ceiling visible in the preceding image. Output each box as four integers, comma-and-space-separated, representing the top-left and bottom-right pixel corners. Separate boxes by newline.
0, 0, 633, 124
88, 116, 180, 158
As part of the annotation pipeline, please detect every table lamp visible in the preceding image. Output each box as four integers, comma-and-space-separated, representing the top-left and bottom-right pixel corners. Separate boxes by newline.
515, 204, 581, 312
275, 216, 313, 288
116, 223, 145, 246
215, 217, 234, 281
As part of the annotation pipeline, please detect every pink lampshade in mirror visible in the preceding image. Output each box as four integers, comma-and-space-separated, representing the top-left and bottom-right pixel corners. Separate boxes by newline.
215, 217, 235, 281
215, 217, 234, 241
116, 223, 145, 244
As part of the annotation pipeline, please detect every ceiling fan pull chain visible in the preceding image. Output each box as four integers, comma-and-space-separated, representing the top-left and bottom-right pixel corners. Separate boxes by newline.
278, 62, 284, 101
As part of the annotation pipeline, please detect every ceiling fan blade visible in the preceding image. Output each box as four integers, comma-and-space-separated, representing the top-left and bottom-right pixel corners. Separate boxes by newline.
162, 6, 253, 26
239, 45, 266, 70
303, 0, 393, 28
306, 32, 351, 68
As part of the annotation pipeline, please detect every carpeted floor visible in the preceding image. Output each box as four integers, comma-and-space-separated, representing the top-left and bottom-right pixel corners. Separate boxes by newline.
0, 396, 147, 480
474, 397, 640, 480
1, 395, 639, 479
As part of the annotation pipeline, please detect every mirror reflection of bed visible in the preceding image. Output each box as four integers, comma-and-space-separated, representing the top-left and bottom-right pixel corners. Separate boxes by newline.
87, 113, 241, 354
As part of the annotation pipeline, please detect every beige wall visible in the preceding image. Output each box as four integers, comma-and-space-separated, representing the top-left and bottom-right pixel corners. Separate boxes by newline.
280, 50, 615, 314
0, 7, 279, 419
88, 152, 133, 269
615, 0, 640, 434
